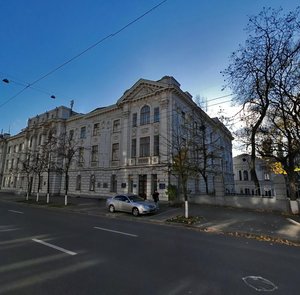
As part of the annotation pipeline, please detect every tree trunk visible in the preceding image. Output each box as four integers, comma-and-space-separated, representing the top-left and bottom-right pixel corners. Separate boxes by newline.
250, 141, 260, 195
64, 172, 69, 206
184, 200, 189, 218
286, 168, 298, 201
182, 178, 189, 218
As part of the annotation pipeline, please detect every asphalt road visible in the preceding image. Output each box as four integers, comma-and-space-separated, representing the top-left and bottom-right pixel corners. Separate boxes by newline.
1, 199, 299, 295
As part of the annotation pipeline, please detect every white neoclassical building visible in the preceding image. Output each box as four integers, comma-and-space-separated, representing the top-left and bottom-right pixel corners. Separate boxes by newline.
0, 76, 234, 200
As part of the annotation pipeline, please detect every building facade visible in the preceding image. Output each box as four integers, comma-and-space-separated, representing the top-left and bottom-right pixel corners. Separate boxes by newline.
233, 154, 287, 198
0, 76, 234, 200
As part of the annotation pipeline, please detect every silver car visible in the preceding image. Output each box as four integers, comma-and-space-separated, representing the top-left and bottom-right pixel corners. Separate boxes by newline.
106, 194, 157, 216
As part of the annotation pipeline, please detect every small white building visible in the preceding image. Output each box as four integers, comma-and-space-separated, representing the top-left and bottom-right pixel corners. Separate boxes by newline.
233, 154, 287, 198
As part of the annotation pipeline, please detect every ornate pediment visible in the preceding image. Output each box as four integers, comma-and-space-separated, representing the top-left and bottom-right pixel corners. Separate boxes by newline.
117, 79, 166, 105
134, 86, 155, 99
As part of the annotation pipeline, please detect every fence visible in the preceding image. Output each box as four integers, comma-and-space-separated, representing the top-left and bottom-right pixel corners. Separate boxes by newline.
189, 194, 291, 213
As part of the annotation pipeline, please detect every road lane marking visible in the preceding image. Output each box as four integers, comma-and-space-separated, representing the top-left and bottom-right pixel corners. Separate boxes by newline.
32, 239, 77, 256
287, 218, 300, 226
8, 210, 24, 214
0, 227, 19, 232
93, 226, 138, 237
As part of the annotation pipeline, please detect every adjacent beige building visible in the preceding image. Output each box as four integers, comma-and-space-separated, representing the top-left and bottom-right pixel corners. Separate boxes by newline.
0, 76, 234, 200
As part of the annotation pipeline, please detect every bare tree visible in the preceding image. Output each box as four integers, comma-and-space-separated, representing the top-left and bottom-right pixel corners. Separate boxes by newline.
222, 7, 300, 198
31, 146, 49, 202
170, 113, 196, 218
55, 131, 80, 206
166, 107, 224, 217
19, 150, 34, 200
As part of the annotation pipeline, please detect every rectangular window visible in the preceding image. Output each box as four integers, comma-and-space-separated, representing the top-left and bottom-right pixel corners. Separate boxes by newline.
132, 113, 137, 127
181, 111, 186, 121
153, 135, 159, 156
141, 106, 150, 125
91, 145, 98, 162
110, 175, 117, 193
78, 147, 84, 164
154, 107, 160, 123
239, 170, 242, 181
193, 121, 198, 134
69, 129, 74, 140
113, 119, 120, 132
131, 139, 136, 158
264, 173, 270, 180
80, 126, 86, 139
93, 123, 100, 136
140, 136, 150, 157
112, 143, 119, 161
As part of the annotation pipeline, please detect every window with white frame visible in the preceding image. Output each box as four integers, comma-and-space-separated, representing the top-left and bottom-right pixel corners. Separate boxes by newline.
140, 105, 150, 125
91, 145, 98, 162
112, 143, 119, 161
113, 119, 120, 132
93, 123, 100, 136
140, 136, 150, 157
132, 113, 137, 127
69, 129, 74, 140
154, 107, 160, 123
153, 135, 159, 156
78, 147, 84, 164
131, 139, 136, 158
110, 174, 117, 192
80, 126, 86, 139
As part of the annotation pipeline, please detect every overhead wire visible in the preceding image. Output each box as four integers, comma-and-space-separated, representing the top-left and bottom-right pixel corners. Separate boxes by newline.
0, 0, 168, 109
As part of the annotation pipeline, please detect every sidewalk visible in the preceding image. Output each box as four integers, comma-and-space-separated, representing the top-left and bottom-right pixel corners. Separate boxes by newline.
1, 192, 300, 245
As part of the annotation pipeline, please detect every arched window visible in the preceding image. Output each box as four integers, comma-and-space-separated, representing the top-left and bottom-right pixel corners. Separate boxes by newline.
140, 105, 150, 125
243, 170, 249, 181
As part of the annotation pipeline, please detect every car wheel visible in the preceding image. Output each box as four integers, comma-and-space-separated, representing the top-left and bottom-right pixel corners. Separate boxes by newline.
132, 207, 139, 217
109, 205, 115, 213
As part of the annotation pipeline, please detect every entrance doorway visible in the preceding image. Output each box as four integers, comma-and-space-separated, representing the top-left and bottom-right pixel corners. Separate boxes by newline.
138, 175, 147, 199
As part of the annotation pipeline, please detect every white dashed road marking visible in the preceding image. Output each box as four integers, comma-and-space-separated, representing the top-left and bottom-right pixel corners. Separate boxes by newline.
94, 226, 138, 237
32, 239, 77, 256
8, 210, 24, 214
287, 218, 300, 226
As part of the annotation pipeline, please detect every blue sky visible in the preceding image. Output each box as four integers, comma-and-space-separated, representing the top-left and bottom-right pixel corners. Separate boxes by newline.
0, 0, 299, 135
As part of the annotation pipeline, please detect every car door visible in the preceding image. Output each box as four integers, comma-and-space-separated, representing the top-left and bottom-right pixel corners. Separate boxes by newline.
120, 196, 132, 213
113, 195, 124, 211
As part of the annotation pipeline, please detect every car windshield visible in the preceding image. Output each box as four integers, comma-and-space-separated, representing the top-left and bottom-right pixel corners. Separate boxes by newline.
128, 195, 144, 202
